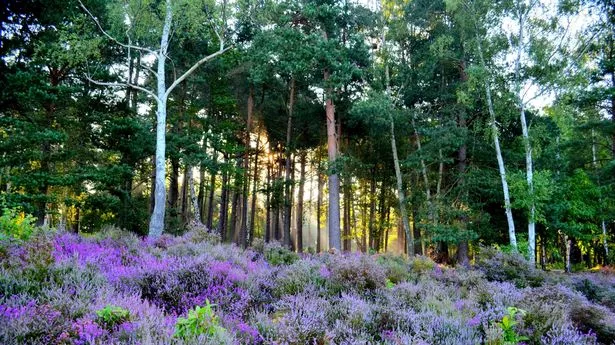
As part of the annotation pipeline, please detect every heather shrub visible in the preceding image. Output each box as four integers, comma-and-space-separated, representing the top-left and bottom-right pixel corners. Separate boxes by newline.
570, 274, 615, 312
409, 255, 436, 277
0, 299, 70, 345
271, 291, 329, 344
272, 258, 323, 297
569, 302, 615, 344
328, 253, 386, 293
540, 325, 598, 345
376, 254, 411, 283
184, 226, 221, 245
476, 246, 544, 288
263, 241, 299, 266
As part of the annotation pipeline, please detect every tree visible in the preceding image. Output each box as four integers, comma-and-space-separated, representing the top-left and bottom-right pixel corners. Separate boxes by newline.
80, 0, 232, 238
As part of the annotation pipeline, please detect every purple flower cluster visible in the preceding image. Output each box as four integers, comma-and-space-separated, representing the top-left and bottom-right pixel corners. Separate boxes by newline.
0, 229, 612, 345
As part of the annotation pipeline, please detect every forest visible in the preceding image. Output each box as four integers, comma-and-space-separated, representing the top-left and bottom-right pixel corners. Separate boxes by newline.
1, 0, 615, 344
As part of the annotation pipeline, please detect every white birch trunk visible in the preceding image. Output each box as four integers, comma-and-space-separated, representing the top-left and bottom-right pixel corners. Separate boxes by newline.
592, 129, 609, 262
476, 34, 517, 249
148, 0, 172, 238
514, 9, 536, 265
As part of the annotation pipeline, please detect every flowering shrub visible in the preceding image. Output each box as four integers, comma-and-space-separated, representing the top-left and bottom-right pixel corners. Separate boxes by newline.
328, 253, 387, 293
0, 230, 611, 345
476, 246, 544, 288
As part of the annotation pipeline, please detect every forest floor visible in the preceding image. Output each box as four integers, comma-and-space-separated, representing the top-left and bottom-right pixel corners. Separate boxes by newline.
1, 227, 614, 345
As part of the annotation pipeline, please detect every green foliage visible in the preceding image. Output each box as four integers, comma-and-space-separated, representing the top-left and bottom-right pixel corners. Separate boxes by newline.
0, 208, 37, 241
264, 242, 299, 266
376, 254, 411, 283
495, 307, 528, 345
174, 300, 228, 340
96, 305, 130, 330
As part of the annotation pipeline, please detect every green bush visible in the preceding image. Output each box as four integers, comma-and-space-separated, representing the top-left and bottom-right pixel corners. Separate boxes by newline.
264, 242, 299, 266
0, 208, 37, 241
96, 305, 131, 330
376, 254, 411, 283
174, 300, 228, 340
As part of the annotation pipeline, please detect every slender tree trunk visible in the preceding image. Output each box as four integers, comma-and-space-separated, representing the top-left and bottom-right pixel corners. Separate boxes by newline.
206, 154, 218, 231
296, 151, 306, 252
148, 0, 172, 238
198, 164, 206, 223
283, 78, 296, 249
237, 86, 254, 248
412, 117, 434, 221
390, 117, 414, 255
265, 158, 272, 243
181, 165, 189, 223
324, 64, 341, 251
187, 166, 201, 224
565, 234, 571, 273
316, 151, 324, 252
457, 112, 470, 267
249, 133, 260, 246
511, 10, 536, 264
170, 159, 180, 211
343, 178, 351, 251
149, 155, 156, 215
591, 129, 609, 264
475, 33, 517, 249
369, 172, 376, 251
219, 158, 230, 240
230, 157, 242, 243
377, 182, 387, 252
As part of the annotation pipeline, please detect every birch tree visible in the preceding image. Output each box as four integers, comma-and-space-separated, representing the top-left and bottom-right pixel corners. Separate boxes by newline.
450, 0, 518, 249
79, 0, 232, 238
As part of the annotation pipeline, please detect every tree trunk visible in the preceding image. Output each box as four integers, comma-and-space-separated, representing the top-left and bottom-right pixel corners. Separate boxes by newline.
390, 117, 414, 255
170, 159, 180, 211
148, 0, 172, 238
206, 154, 218, 231
457, 111, 470, 267
296, 150, 306, 252
377, 182, 387, 252
592, 129, 609, 264
249, 132, 260, 246
198, 164, 206, 223
565, 234, 571, 273
343, 178, 351, 252
369, 172, 376, 251
219, 158, 230, 240
316, 152, 324, 252
187, 166, 201, 224
475, 33, 517, 249
230, 157, 242, 243
283, 78, 296, 249
324, 66, 341, 251
265, 158, 272, 243
181, 165, 189, 223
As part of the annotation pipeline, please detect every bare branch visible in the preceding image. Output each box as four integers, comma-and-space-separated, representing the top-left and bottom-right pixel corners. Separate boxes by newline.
85, 75, 160, 102
140, 62, 159, 78
78, 0, 156, 56
165, 45, 233, 98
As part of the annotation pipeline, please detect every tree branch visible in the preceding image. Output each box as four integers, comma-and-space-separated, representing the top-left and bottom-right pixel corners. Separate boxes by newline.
78, 0, 156, 56
165, 45, 233, 98
85, 75, 160, 102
